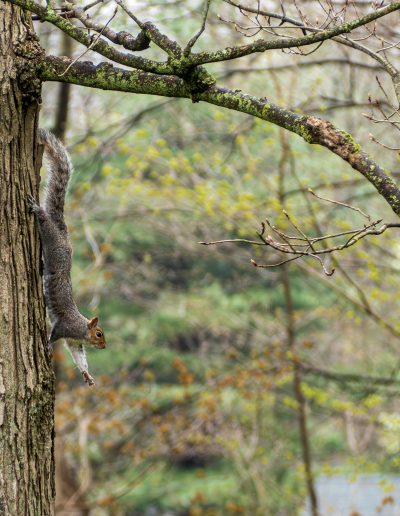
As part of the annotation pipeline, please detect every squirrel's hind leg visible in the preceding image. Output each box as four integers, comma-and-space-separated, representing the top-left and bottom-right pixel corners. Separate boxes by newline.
46, 322, 63, 357
49, 320, 63, 345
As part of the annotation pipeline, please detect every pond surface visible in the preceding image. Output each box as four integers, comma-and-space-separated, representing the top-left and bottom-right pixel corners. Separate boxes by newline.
303, 475, 400, 515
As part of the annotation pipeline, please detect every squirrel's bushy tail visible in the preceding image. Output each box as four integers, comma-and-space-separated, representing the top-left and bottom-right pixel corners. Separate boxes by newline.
39, 128, 73, 221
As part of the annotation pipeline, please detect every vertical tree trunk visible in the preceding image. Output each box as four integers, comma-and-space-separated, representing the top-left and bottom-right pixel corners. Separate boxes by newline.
0, 3, 55, 515
52, 32, 73, 141
281, 269, 318, 516
277, 130, 318, 516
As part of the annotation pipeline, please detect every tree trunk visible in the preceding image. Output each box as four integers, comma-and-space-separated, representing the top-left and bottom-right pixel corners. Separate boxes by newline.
52, 31, 73, 141
282, 268, 319, 516
0, 3, 55, 515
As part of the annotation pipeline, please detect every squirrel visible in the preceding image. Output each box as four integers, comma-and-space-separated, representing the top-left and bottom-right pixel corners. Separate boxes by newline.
28, 128, 106, 386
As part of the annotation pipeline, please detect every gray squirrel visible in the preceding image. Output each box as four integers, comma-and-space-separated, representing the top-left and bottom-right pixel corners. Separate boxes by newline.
28, 129, 106, 386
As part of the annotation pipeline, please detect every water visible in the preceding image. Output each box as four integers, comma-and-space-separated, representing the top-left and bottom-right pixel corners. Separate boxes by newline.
303, 475, 400, 515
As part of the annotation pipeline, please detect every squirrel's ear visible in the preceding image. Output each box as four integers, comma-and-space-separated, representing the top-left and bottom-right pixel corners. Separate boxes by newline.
88, 317, 98, 329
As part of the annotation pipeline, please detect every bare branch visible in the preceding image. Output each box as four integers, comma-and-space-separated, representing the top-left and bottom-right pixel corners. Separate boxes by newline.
300, 364, 400, 387
308, 188, 371, 221
199, 208, 400, 275
184, 0, 212, 55
299, 261, 400, 340
221, 0, 399, 80
220, 59, 383, 79
191, 2, 400, 66
223, 0, 308, 33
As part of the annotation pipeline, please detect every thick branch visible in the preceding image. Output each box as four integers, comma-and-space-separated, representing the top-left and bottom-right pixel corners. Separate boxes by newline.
8, 0, 174, 74
39, 55, 400, 216
62, 3, 151, 52
190, 3, 400, 65
114, 0, 182, 57
224, 0, 399, 93
39, 55, 188, 96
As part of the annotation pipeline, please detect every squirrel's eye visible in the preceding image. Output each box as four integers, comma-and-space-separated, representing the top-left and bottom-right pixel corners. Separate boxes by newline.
95, 331, 102, 338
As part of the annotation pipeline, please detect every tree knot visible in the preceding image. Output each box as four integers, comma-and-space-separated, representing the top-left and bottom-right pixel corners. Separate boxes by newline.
180, 65, 216, 102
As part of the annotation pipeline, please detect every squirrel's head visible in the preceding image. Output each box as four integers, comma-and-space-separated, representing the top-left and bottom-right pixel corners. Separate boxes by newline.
87, 317, 106, 349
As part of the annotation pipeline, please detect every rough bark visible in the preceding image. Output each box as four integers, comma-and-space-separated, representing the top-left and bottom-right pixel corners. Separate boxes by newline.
0, 3, 55, 515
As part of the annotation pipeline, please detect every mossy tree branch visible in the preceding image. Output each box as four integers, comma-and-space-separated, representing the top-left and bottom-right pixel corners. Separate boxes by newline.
223, 0, 399, 85
7, 0, 175, 74
39, 55, 400, 216
222, 0, 400, 104
114, 0, 183, 58
189, 2, 400, 65
8, 0, 400, 75
7, 0, 400, 214
61, 2, 151, 53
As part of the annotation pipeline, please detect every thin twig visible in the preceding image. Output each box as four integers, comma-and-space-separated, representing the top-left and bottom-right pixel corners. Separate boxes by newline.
59, 7, 118, 77
184, 0, 212, 55
308, 188, 372, 221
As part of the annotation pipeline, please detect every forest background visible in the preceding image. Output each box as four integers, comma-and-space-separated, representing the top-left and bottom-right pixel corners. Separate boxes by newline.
21, 0, 400, 514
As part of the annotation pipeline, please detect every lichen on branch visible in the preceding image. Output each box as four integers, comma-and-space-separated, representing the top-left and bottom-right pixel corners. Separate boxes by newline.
38, 55, 400, 216
189, 2, 400, 65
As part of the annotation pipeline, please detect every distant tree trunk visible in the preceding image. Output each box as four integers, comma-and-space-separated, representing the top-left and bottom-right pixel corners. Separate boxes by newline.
55, 437, 90, 516
0, 3, 55, 515
52, 31, 73, 141
282, 268, 319, 516
278, 131, 319, 516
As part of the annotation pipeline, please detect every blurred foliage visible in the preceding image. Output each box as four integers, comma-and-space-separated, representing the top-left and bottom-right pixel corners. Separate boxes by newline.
36, 1, 400, 514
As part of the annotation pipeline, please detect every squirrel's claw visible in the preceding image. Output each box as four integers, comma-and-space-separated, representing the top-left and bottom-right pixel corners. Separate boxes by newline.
27, 194, 38, 211
82, 370, 95, 386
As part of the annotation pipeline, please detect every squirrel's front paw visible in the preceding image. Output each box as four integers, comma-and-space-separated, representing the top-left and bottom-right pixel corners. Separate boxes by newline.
82, 370, 95, 386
